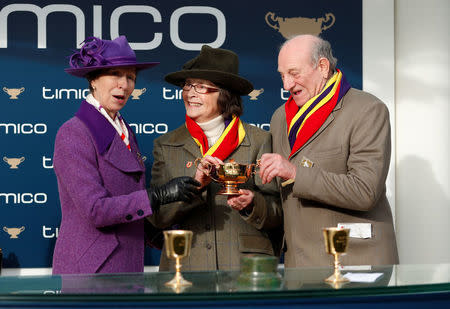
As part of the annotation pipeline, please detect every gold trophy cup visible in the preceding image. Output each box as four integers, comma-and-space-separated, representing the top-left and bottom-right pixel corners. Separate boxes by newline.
248, 88, 264, 100
3, 226, 25, 239
163, 230, 193, 289
3, 156, 25, 169
323, 227, 350, 285
131, 88, 146, 99
265, 12, 335, 38
195, 158, 260, 195
3, 87, 25, 99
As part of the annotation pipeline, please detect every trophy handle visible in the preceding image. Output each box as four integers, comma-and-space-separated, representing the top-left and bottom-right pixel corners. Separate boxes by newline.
321, 13, 336, 31
265, 12, 280, 30
194, 157, 220, 182
2, 157, 8, 163
249, 159, 261, 176
3, 87, 8, 94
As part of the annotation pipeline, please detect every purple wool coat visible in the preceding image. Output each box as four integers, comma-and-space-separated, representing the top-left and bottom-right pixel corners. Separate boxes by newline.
52, 100, 153, 274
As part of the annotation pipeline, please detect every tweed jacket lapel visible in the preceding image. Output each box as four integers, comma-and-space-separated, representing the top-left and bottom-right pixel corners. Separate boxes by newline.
171, 125, 203, 158
288, 97, 344, 160
279, 118, 292, 160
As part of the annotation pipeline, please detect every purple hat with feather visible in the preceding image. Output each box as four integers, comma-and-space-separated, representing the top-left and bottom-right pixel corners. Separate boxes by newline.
65, 36, 159, 77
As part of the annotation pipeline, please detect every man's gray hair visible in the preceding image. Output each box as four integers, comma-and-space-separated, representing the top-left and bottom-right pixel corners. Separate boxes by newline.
280, 35, 338, 73
311, 37, 337, 73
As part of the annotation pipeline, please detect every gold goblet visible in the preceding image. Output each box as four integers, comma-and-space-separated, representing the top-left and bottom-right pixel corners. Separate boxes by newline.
322, 227, 350, 285
163, 230, 193, 288
195, 158, 260, 195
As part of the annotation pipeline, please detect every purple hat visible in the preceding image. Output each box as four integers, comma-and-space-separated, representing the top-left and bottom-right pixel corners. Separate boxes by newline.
65, 36, 159, 77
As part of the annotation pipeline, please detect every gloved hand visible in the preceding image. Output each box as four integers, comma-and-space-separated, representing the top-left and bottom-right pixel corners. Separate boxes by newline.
147, 176, 201, 212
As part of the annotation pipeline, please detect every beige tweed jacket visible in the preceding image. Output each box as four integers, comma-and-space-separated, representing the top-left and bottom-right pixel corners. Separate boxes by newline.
270, 88, 399, 267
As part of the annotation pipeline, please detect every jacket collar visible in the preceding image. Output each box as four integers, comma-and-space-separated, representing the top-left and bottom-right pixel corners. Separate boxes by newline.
75, 100, 144, 173
75, 100, 116, 155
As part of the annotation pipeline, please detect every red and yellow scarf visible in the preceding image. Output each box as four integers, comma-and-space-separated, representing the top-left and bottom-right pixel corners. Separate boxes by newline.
185, 115, 245, 160
285, 69, 351, 158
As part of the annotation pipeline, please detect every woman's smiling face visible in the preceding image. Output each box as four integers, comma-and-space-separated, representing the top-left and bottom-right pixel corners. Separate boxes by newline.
182, 78, 221, 123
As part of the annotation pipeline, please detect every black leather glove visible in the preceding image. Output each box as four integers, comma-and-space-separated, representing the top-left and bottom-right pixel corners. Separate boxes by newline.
147, 176, 201, 212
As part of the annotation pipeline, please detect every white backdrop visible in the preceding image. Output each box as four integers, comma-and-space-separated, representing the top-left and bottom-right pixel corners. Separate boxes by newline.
365, 0, 449, 265
395, 0, 449, 264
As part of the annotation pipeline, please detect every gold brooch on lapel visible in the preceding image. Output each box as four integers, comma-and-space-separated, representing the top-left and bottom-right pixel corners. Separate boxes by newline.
137, 152, 146, 167
281, 157, 315, 188
301, 157, 314, 168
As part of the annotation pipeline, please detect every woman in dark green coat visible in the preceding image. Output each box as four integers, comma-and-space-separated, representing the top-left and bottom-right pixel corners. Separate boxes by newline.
148, 45, 282, 271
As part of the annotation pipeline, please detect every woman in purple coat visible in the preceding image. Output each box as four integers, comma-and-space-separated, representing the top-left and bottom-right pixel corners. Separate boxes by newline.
52, 36, 201, 274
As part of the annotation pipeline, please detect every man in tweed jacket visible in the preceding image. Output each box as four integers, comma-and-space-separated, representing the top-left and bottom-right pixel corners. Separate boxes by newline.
259, 35, 399, 267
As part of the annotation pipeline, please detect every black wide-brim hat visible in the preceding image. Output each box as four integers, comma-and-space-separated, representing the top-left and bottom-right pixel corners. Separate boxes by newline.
164, 45, 253, 95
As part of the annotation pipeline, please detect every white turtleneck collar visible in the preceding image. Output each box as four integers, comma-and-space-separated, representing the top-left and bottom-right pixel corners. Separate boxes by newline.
197, 114, 225, 147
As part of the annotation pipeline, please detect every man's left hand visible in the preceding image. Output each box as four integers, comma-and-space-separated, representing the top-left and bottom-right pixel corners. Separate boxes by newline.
259, 153, 297, 184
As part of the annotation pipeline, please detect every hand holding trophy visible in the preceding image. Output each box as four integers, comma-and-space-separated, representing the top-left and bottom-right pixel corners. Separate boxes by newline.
322, 227, 350, 286
195, 157, 260, 195
163, 230, 193, 289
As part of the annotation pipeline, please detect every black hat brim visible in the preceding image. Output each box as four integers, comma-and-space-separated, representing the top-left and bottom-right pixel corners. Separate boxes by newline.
165, 69, 253, 95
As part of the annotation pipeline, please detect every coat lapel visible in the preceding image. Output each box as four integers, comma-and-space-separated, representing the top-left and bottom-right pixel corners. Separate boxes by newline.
279, 114, 293, 160
237, 124, 251, 149
159, 125, 202, 158
126, 123, 146, 170
76, 101, 144, 173
76, 100, 116, 155
104, 134, 144, 173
